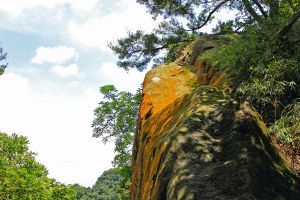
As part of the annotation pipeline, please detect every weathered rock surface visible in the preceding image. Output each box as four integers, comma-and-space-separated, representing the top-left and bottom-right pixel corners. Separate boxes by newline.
131, 37, 299, 200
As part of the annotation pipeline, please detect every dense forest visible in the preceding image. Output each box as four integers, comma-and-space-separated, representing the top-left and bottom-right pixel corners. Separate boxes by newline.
1, 0, 299, 199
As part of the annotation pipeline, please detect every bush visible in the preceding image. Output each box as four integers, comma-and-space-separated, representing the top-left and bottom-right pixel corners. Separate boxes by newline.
202, 25, 300, 123
269, 100, 300, 144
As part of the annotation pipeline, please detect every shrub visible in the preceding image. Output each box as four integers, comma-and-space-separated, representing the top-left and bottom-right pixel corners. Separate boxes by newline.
202, 25, 300, 123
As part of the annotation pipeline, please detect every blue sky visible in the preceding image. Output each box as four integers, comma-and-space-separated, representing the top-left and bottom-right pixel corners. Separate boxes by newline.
0, 0, 234, 187
0, 0, 153, 187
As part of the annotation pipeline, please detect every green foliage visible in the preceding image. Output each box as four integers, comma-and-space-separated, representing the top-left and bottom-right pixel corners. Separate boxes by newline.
109, 25, 196, 71
269, 100, 300, 144
237, 59, 298, 107
106, 0, 300, 192
0, 45, 7, 75
73, 168, 129, 200
0, 132, 76, 200
111, 0, 300, 70
202, 23, 300, 122
51, 181, 77, 200
109, 31, 161, 71
92, 85, 141, 198
0, 133, 49, 199
71, 184, 91, 200
91, 168, 129, 200
212, 20, 236, 34
92, 85, 141, 169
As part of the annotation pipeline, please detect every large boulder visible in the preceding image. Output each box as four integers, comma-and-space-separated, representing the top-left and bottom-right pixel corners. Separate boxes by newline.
130, 37, 299, 200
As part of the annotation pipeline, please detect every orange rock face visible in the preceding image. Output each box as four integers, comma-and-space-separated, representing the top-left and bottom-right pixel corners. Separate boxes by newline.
130, 38, 299, 200
132, 63, 196, 199
131, 52, 224, 199
140, 63, 198, 120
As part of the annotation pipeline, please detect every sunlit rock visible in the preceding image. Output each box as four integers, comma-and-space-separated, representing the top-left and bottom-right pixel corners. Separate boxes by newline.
131, 37, 299, 200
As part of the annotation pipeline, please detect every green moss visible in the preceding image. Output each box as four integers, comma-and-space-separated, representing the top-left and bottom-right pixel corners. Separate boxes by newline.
136, 84, 299, 199
177, 186, 187, 200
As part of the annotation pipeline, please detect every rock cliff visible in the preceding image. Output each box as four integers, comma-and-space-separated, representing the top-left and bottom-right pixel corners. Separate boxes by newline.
131, 37, 299, 200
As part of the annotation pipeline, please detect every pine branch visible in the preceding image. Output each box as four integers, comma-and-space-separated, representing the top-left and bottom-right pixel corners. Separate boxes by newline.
242, 0, 264, 24
187, 0, 230, 32
275, 10, 300, 39
252, 0, 268, 18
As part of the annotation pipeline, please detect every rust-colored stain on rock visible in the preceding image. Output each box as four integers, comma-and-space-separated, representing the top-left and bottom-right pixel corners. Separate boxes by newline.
140, 63, 197, 120
131, 59, 225, 199
130, 38, 299, 200
194, 60, 224, 86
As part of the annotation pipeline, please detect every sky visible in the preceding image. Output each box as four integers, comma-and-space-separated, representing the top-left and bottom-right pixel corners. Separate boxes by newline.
0, 0, 234, 187
0, 0, 154, 187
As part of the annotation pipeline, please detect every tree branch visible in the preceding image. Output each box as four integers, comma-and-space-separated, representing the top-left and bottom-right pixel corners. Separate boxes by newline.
234, 18, 255, 32
242, 0, 264, 24
188, 0, 230, 32
252, 0, 268, 18
275, 10, 300, 39
126, 38, 194, 58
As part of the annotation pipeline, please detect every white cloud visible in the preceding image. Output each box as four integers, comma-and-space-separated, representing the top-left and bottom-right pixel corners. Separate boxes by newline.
98, 62, 147, 93
0, 0, 241, 188
31, 46, 78, 65
0, 0, 99, 17
0, 72, 114, 186
0, 72, 31, 97
68, 0, 158, 51
67, 0, 238, 51
50, 63, 84, 78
